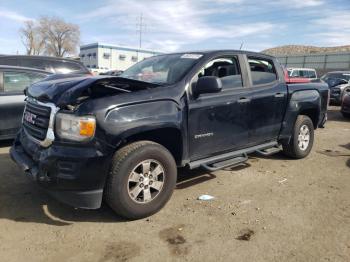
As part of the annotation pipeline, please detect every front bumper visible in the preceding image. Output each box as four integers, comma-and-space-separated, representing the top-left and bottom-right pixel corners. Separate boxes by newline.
10, 130, 111, 209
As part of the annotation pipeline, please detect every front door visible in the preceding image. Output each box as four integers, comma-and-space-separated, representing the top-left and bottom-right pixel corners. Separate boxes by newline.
188, 55, 251, 160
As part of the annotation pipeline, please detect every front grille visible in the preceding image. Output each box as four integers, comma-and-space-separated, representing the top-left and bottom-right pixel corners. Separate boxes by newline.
23, 101, 51, 141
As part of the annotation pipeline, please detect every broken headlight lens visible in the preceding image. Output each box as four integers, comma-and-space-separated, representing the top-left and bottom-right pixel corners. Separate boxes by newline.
55, 113, 96, 141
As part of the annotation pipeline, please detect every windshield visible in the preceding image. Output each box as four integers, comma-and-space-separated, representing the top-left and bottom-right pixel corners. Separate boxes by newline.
321, 73, 350, 81
120, 53, 202, 85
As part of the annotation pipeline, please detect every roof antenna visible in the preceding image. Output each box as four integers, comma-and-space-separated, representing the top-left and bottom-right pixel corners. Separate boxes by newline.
239, 42, 244, 50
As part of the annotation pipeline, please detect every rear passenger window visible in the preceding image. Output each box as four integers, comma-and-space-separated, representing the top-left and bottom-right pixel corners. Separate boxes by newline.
248, 57, 277, 85
309, 70, 316, 78
291, 70, 299, 77
3, 71, 47, 93
195, 56, 243, 89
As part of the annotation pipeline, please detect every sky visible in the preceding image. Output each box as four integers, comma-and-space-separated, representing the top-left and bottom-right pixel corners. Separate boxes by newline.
0, 0, 350, 55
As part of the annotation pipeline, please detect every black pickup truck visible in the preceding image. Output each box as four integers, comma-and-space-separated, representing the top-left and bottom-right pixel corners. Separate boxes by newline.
10, 50, 329, 219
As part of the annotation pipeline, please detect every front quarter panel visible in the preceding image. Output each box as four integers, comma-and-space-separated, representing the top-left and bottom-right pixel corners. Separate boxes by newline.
95, 100, 183, 144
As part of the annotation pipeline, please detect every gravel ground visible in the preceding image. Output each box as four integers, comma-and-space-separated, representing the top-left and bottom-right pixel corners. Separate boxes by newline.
0, 106, 349, 262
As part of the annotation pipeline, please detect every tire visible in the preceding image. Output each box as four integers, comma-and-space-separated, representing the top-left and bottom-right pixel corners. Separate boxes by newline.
105, 141, 177, 220
341, 111, 350, 119
282, 115, 314, 159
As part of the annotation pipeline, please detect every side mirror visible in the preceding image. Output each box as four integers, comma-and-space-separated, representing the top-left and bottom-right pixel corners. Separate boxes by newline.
194, 76, 222, 97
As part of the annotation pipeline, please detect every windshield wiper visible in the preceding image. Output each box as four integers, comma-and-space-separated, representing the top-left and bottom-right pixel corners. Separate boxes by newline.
103, 84, 131, 93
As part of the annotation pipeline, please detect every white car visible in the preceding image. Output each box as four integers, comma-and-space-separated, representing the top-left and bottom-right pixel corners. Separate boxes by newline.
287, 68, 317, 79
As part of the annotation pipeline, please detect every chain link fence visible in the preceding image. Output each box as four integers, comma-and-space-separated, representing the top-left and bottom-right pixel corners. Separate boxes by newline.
276, 52, 350, 76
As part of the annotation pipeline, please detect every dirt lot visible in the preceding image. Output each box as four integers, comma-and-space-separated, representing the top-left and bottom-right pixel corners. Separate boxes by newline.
0, 106, 349, 262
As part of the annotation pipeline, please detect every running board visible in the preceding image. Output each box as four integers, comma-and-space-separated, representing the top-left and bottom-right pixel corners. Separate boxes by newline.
188, 141, 278, 170
201, 154, 248, 171
256, 146, 281, 156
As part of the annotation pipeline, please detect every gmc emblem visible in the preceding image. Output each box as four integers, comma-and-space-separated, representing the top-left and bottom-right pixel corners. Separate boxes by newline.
24, 111, 37, 125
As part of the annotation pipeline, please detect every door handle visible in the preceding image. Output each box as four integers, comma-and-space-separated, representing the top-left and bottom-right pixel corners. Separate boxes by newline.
275, 92, 285, 98
238, 97, 250, 103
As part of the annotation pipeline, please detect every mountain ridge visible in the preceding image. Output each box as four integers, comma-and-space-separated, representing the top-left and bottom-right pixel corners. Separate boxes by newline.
262, 45, 350, 56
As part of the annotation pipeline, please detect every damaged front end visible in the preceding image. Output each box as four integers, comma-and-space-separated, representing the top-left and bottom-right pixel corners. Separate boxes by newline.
21, 76, 158, 145
10, 75, 155, 209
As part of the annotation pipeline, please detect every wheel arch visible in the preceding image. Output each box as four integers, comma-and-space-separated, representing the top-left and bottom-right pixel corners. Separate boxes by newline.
298, 108, 319, 128
279, 90, 321, 144
119, 127, 184, 165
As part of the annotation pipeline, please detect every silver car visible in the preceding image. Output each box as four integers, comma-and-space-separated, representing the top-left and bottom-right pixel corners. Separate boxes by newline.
0, 66, 51, 140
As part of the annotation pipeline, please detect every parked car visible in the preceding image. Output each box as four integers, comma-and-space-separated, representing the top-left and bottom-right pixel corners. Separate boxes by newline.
0, 55, 91, 75
320, 71, 350, 105
100, 69, 123, 76
10, 50, 329, 219
0, 65, 52, 140
341, 88, 350, 118
287, 68, 318, 79
283, 68, 310, 84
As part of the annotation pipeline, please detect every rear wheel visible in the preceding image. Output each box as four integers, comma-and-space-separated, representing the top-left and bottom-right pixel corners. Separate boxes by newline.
105, 141, 177, 219
282, 115, 314, 159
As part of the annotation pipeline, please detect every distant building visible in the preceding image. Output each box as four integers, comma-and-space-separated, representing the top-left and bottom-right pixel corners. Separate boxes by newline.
79, 42, 162, 73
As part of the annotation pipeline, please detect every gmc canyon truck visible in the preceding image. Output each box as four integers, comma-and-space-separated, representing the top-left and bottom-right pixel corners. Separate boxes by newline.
10, 51, 329, 219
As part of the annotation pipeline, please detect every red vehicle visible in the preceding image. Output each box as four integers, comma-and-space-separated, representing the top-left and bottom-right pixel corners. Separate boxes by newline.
283, 68, 310, 84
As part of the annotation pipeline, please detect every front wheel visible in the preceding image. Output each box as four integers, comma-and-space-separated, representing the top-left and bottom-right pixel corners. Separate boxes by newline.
105, 141, 177, 220
282, 115, 314, 159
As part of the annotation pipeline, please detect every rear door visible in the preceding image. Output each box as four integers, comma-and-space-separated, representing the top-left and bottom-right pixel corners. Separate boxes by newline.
188, 54, 251, 160
245, 56, 287, 145
0, 70, 48, 139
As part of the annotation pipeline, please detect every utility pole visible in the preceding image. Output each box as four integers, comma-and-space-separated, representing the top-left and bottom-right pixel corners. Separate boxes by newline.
138, 13, 143, 49
136, 13, 146, 61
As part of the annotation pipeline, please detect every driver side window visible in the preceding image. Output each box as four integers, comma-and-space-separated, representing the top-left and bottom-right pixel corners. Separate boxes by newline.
193, 56, 243, 90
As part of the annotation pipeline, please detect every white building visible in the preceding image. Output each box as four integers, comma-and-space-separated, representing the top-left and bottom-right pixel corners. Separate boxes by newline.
79, 43, 162, 73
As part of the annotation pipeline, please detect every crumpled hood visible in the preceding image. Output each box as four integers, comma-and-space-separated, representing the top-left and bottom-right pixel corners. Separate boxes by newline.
27, 76, 129, 107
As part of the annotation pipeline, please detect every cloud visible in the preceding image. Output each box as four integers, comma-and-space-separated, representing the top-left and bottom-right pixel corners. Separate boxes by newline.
311, 11, 350, 46
269, 0, 324, 8
312, 11, 350, 30
79, 0, 280, 52
287, 0, 324, 7
0, 9, 32, 22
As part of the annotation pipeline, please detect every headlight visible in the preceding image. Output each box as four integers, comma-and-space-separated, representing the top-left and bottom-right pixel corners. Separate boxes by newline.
55, 113, 96, 141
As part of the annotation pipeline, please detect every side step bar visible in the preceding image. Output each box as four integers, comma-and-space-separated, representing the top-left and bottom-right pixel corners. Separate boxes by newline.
201, 154, 248, 171
256, 146, 281, 156
188, 141, 278, 170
